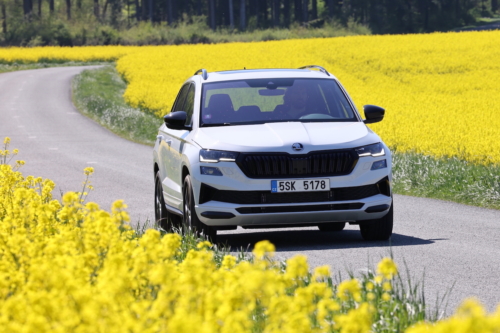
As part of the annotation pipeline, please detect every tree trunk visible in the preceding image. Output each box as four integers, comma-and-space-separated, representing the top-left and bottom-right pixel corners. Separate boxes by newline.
209, 0, 215, 30
293, 0, 301, 22
134, 0, 140, 21
38, 0, 42, 17
23, 0, 33, 18
1, 2, 6, 34
302, 0, 308, 23
148, 0, 153, 22
327, 0, 333, 18
94, 0, 100, 20
272, 0, 280, 27
229, 0, 234, 29
66, 0, 71, 19
492, 0, 498, 12
49, 0, 54, 14
167, 0, 173, 24
240, 0, 245, 30
311, 0, 317, 20
283, 0, 290, 26
197, 0, 202, 15
255, 0, 259, 26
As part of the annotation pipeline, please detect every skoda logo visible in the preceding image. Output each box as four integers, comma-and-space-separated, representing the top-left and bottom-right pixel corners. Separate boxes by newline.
292, 143, 304, 151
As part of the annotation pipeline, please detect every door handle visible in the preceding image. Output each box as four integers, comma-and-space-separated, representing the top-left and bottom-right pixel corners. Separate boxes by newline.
157, 135, 172, 145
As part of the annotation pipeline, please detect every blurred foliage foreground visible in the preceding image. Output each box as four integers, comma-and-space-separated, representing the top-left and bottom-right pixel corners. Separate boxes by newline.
1, 138, 500, 332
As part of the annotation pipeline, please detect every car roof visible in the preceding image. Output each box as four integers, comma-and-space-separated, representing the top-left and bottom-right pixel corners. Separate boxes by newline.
190, 67, 339, 83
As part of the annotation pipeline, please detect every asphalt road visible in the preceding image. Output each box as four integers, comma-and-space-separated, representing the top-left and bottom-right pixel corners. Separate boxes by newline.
1, 66, 499, 315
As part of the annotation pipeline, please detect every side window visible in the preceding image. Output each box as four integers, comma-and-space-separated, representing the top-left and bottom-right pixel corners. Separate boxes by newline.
183, 84, 195, 125
172, 83, 190, 112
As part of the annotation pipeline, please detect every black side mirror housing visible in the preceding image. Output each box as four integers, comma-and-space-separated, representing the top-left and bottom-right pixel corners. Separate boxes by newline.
164, 111, 190, 130
363, 105, 385, 124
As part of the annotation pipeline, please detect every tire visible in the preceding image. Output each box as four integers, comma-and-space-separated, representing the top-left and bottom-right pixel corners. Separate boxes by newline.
318, 222, 346, 232
359, 201, 393, 241
183, 175, 217, 242
155, 171, 175, 231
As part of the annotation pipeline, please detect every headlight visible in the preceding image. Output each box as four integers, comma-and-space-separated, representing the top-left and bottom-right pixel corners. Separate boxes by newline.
199, 149, 239, 163
355, 143, 385, 157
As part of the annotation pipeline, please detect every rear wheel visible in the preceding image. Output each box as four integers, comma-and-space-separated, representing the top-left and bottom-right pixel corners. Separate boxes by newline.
359, 201, 393, 241
318, 222, 346, 232
183, 175, 216, 242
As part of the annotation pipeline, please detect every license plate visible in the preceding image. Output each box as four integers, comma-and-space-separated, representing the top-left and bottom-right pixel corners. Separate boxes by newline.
271, 179, 330, 193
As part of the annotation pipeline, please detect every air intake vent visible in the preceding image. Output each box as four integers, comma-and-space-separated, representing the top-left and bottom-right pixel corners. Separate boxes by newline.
236, 150, 358, 178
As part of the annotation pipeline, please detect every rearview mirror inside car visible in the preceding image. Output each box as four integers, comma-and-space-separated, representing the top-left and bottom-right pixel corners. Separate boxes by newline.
259, 89, 285, 96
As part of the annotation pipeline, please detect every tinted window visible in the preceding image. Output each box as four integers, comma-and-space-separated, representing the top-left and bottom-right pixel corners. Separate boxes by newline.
183, 84, 195, 125
172, 83, 190, 112
200, 78, 357, 126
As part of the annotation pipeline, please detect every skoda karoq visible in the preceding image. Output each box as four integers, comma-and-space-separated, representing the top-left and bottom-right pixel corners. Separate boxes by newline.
153, 66, 393, 241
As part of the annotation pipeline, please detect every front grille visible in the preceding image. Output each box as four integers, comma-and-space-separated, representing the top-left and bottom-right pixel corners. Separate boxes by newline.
236, 150, 358, 178
236, 203, 364, 214
199, 178, 388, 205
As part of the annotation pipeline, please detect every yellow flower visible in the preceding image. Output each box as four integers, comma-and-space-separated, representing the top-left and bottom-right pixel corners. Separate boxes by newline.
383, 281, 392, 291
83, 167, 94, 175
221, 255, 237, 269
285, 255, 309, 280
334, 302, 373, 333
312, 265, 331, 281
3, 137, 10, 145
374, 275, 384, 284
196, 240, 212, 249
382, 293, 391, 301
377, 257, 398, 280
337, 278, 361, 302
252, 240, 275, 259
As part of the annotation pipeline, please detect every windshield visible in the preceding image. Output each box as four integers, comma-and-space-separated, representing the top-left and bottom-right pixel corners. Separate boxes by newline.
200, 78, 357, 127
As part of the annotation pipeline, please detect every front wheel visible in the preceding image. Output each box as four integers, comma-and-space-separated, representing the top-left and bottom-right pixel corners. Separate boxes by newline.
183, 175, 216, 242
359, 201, 393, 241
155, 172, 174, 231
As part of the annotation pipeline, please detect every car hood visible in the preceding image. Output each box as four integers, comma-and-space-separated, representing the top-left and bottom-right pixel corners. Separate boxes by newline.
193, 122, 380, 153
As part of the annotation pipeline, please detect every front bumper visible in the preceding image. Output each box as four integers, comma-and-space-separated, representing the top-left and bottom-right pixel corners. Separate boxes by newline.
195, 194, 392, 226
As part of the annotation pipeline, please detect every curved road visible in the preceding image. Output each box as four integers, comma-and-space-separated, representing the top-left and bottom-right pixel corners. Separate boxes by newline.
1, 67, 499, 314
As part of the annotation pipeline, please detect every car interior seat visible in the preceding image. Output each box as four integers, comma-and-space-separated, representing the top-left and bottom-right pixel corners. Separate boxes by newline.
203, 94, 235, 123
236, 105, 263, 122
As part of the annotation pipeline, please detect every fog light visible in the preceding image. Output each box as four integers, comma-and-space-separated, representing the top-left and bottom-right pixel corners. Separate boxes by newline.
200, 166, 223, 176
371, 159, 387, 170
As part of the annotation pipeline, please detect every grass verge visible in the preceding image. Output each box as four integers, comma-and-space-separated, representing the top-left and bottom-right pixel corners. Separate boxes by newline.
72, 65, 160, 145
0, 61, 109, 74
71, 65, 500, 210
393, 152, 500, 209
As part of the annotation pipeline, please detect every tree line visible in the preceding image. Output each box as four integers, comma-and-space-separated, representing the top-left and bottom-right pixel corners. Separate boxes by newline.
0, 0, 498, 45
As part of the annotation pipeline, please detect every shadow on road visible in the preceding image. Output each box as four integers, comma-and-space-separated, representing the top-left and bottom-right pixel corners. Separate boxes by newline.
217, 228, 438, 252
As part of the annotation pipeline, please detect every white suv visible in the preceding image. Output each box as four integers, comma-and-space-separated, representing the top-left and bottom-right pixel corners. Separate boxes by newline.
153, 66, 393, 242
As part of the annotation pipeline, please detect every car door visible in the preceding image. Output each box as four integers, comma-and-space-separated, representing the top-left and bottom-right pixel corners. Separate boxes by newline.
159, 83, 190, 209
167, 83, 196, 210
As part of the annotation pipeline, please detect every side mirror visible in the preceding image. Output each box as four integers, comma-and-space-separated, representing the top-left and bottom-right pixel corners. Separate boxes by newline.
363, 105, 385, 124
164, 111, 190, 130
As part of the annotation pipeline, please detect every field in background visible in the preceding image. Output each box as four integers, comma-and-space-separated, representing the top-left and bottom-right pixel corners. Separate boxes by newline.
2, 31, 499, 165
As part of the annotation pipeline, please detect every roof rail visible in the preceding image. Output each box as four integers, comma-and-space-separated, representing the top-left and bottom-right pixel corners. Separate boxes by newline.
298, 65, 330, 76
194, 69, 208, 80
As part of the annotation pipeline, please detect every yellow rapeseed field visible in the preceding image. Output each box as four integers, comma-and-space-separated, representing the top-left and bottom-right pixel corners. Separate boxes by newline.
1, 31, 499, 164
1, 138, 500, 332
115, 31, 500, 165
